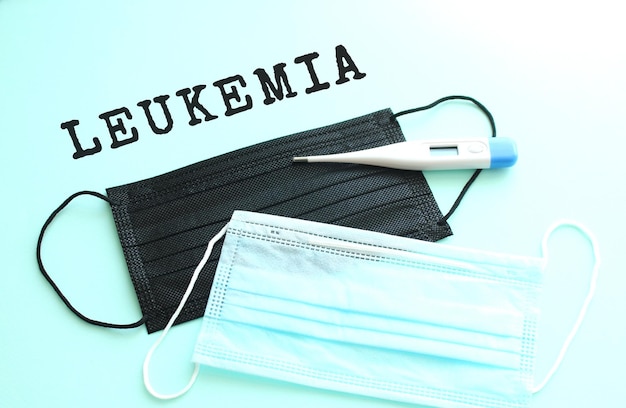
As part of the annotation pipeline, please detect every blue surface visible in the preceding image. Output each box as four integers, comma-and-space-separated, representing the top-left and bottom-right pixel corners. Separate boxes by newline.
1, 1, 625, 407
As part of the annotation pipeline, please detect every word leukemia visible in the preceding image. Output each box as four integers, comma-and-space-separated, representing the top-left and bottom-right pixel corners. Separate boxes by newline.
61, 44, 366, 159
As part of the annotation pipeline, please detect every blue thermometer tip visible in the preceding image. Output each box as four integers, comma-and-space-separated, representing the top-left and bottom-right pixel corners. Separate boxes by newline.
488, 138, 518, 168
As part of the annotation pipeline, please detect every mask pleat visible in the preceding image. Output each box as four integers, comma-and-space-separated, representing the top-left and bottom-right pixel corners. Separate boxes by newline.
123, 167, 442, 274
123, 166, 392, 245
114, 114, 398, 211
219, 289, 522, 369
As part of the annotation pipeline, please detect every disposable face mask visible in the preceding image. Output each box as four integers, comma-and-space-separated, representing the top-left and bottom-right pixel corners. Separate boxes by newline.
111, 106, 456, 334
37, 96, 495, 333
144, 211, 599, 407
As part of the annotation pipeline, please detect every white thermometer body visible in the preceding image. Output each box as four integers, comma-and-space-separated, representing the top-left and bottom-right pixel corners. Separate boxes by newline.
293, 137, 517, 170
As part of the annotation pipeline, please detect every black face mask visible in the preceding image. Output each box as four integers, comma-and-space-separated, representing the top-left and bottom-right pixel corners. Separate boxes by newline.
37, 96, 496, 333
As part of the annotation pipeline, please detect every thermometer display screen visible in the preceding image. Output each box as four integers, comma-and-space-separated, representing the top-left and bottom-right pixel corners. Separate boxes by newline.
429, 146, 459, 156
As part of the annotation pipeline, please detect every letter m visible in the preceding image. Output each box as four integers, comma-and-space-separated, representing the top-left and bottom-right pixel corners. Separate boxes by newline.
253, 63, 298, 105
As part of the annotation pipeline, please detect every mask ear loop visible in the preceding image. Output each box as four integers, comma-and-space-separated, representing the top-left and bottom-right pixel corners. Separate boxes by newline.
391, 95, 497, 226
36, 191, 147, 329
143, 222, 229, 399
532, 220, 601, 393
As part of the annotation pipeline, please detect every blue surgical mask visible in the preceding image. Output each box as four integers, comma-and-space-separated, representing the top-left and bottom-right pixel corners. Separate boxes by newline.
143, 210, 600, 407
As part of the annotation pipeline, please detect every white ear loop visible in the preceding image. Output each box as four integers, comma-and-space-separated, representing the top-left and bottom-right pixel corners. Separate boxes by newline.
143, 223, 229, 399
532, 220, 601, 394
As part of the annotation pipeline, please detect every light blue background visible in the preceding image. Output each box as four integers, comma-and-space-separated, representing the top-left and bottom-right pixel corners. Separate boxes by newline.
1, 1, 624, 407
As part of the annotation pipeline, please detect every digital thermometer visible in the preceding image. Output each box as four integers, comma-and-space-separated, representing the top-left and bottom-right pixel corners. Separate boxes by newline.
292, 137, 517, 170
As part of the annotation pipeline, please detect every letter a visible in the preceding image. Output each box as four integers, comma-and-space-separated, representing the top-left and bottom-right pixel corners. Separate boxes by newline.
335, 44, 366, 85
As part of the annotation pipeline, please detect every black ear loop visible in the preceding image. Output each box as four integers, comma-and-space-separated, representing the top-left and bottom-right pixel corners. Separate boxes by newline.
391, 95, 497, 226
36, 191, 148, 329
37, 100, 492, 327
